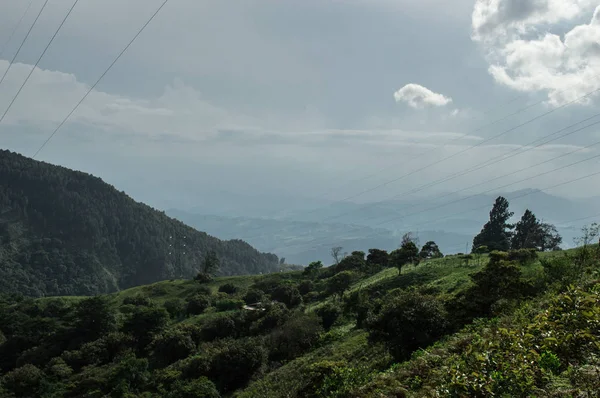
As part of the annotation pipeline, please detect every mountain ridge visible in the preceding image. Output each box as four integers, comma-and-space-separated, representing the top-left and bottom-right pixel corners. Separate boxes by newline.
0, 150, 280, 297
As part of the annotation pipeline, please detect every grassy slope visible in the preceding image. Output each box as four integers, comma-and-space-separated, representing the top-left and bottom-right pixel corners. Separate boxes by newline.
33, 247, 593, 397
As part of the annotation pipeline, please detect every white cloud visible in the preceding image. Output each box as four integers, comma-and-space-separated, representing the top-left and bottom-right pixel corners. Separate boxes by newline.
0, 60, 257, 139
393, 83, 453, 109
472, 1, 600, 106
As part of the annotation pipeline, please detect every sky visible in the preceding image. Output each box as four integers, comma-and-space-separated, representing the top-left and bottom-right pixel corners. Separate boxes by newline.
1, 0, 600, 213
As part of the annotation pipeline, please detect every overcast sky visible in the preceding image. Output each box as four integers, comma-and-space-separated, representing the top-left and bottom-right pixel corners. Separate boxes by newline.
1, 0, 600, 211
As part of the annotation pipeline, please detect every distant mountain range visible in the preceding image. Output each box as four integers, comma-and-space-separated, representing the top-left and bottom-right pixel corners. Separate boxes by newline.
169, 188, 599, 265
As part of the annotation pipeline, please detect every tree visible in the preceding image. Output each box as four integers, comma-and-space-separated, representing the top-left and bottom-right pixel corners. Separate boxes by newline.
473, 196, 514, 252
401, 232, 418, 247
271, 285, 302, 308
419, 241, 443, 259
330, 247, 344, 265
201, 251, 220, 276
74, 296, 117, 342
366, 291, 448, 361
326, 271, 354, 299
279, 257, 286, 265
511, 209, 539, 250
366, 248, 389, 267
122, 306, 170, 348
390, 240, 420, 271
336, 251, 366, 272
150, 329, 196, 367
303, 261, 323, 278
186, 295, 211, 315
538, 222, 562, 251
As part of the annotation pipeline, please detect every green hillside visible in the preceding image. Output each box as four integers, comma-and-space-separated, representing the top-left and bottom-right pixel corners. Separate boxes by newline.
1, 239, 599, 397
0, 150, 280, 297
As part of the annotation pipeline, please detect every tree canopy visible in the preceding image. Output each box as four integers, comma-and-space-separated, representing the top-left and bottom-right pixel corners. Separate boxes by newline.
0, 150, 280, 296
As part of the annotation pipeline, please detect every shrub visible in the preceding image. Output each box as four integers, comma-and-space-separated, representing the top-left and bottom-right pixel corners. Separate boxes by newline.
215, 299, 244, 312
251, 302, 289, 334
218, 283, 238, 295
326, 271, 355, 299
507, 248, 538, 265
208, 338, 267, 393
201, 315, 237, 341
271, 285, 302, 308
194, 272, 212, 283
300, 360, 375, 398
167, 377, 220, 398
316, 302, 342, 331
123, 294, 154, 307
45, 357, 73, 380
1, 364, 47, 397
164, 298, 186, 319
186, 295, 211, 316
366, 290, 448, 361
122, 306, 170, 348
298, 280, 314, 296
151, 329, 196, 367
269, 314, 323, 361
541, 254, 579, 287
243, 289, 266, 305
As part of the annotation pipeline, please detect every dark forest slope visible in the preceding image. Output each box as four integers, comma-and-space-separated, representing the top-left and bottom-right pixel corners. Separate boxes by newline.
0, 150, 279, 296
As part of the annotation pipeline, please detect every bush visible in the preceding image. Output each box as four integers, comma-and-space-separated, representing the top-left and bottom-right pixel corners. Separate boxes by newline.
1, 364, 47, 397
123, 294, 154, 307
215, 299, 244, 312
316, 302, 342, 331
201, 315, 237, 341
164, 298, 186, 319
208, 338, 267, 393
218, 283, 238, 295
269, 314, 323, 361
251, 302, 289, 334
271, 285, 302, 308
194, 272, 212, 283
151, 329, 196, 367
541, 254, 580, 287
366, 290, 448, 361
167, 377, 220, 398
122, 306, 170, 348
298, 280, 314, 296
187, 295, 211, 316
507, 248, 538, 265
243, 289, 266, 305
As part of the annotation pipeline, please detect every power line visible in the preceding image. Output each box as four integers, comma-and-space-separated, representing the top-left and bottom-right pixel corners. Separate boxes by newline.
237, 82, 600, 242
0, 0, 36, 60
0, 0, 80, 126
234, 91, 560, 240
281, 164, 600, 253
0, 0, 49, 89
238, 90, 600, 243
32, 0, 169, 159
339, 113, 600, 225
325, 86, 600, 208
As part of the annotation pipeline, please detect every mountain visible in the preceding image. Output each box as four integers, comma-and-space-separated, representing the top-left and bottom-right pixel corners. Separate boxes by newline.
166, 209, 473, 264
0, 150, 279, 297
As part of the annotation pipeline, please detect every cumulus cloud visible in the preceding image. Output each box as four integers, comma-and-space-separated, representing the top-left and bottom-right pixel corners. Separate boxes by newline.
472, 0, 600, 106
393, 84, 453, 109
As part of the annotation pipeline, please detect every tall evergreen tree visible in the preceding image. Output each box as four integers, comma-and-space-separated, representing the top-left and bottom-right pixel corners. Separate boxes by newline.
511, 209, 539, 250
472, 196, 514, 252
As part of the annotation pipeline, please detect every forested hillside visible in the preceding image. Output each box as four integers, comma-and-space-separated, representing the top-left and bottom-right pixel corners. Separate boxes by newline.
0, 150, 279, 297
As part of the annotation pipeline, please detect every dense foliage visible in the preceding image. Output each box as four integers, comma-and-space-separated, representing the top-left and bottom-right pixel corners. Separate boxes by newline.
0, 150, 280, 296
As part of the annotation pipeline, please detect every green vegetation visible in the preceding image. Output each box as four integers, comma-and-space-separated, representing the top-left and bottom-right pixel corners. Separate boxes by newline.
2, 168, 600, 398
0, 150, 281, 297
